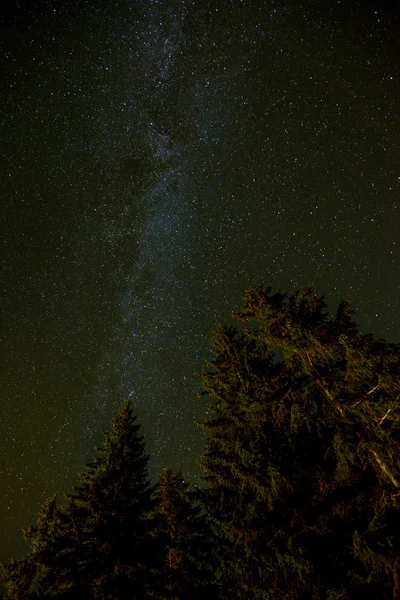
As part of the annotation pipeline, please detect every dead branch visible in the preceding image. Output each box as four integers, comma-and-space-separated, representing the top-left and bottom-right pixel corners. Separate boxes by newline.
377, 408, 392, 426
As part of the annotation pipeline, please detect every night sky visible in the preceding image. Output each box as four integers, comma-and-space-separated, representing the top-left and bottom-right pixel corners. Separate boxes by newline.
1, 0, 399, 561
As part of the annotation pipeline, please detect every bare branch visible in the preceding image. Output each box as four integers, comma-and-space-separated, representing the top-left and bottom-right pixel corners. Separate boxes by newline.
366, 383, 379, 396
351, 383, 379, 407
377, 408, 392, 426
370, 448, 400, 488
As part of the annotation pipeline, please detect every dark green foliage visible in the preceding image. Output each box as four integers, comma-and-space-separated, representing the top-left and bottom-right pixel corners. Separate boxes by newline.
199, 285, 400, 599
0, 559, 35, 600
1, 401, 154, 599
353, 492, 400, 599
63, 400, 154, 598
0, 496, 76, 599
2, 285, 399, 599
147, 469, 216, 600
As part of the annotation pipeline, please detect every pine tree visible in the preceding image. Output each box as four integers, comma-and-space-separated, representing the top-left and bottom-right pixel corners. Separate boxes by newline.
199, 285, 400, 599
0, 558, 35, 600
1, 401, 154, 599
64, 400, 154, 598
147, 469, 216, 600
0, 496, 75, 599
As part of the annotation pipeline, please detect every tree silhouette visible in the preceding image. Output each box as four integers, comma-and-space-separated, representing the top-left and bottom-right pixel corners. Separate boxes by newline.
64, 400, 154, 598
148, 469, 216, 599
1, 401, 154, 599
1, 286, 399, 599
199, 285, 400, 599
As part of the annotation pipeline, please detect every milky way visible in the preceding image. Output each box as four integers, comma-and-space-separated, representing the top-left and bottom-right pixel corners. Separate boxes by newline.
1, 0, 399, 560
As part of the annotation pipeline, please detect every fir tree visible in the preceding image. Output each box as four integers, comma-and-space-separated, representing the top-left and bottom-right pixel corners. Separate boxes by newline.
0, 558, 35, 600
1, 401, 154, 599
147, 469, 216, 600
199, 285, 400, 599
0, 496, 73, 599
64, 400, 154, 598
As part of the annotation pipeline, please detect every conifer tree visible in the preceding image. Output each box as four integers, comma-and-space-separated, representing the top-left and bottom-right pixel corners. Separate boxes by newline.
64, 400, 154, 598
199, 285, 400, 599
1, 401, 154, 599
0, 557, 35, 600
1, 495, 88, 599
0, 496, 72, 599
147, 469, 216, 600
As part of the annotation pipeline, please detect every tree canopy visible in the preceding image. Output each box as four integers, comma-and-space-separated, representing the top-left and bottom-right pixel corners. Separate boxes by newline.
199, 285, 400, 599
1, 286, 399, 599
1, 401, 154, 599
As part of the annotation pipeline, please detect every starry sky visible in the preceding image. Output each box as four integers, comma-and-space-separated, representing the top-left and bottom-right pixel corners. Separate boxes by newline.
1, 0, 399, 561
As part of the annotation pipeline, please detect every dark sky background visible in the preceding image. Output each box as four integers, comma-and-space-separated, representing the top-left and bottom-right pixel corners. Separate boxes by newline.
1, 0, 399, 561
